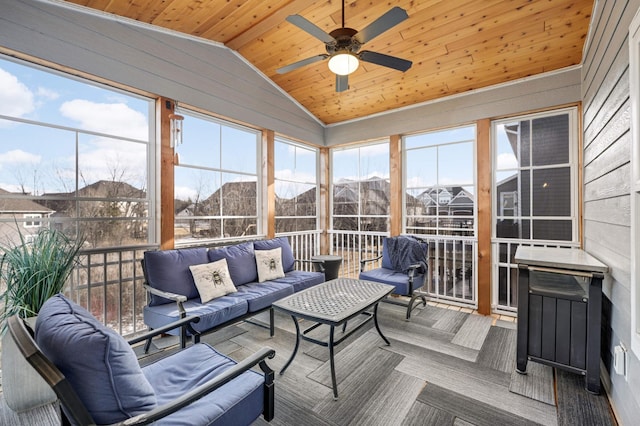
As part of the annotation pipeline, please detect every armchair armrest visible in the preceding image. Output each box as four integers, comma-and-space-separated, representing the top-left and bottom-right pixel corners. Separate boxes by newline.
143, 284, 187, 303
295, 258, 325, 273
116, 347, 277, 425
359, 254, 382, 272
127, 316, 201, 346
143, 284, 187, 317
406, 263, 421, 279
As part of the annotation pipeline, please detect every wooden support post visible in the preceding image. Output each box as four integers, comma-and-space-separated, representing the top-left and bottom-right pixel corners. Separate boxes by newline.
319, 147, 330, 253
476, 119, 492, 315
264, 130, 275, 239
159, 98, 175, 250
389, 134, 402, 237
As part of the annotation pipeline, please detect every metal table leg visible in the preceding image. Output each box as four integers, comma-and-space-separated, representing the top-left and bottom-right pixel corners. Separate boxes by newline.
329, 325, 338, 399
373, 303, 390, 345
279, 315, 301, 375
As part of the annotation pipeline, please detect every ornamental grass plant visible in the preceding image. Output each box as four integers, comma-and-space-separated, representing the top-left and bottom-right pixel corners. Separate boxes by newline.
0, 227, 84, 328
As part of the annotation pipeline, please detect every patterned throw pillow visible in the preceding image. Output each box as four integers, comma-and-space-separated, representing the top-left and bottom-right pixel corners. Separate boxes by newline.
189, 259, 237, 303
255, 247, 285, 282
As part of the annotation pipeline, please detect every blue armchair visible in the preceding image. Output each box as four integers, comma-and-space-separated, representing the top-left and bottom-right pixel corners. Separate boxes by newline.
7, 294, 275, 425
359, 235, 429, 320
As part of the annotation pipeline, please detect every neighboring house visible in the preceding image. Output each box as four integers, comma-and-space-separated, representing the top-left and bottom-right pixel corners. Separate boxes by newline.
0, 188, 54, 244
41, 180, 148, 245
175, 181, 257, 238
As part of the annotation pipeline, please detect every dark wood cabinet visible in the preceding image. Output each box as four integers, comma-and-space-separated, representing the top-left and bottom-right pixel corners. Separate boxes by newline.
514, 247, 607, 394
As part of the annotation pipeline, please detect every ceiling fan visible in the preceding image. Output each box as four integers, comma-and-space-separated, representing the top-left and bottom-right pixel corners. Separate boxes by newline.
276, 1, 412, 92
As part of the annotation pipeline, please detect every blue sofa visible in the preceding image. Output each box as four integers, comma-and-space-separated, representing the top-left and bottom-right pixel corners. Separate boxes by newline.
142, 237, 325, 348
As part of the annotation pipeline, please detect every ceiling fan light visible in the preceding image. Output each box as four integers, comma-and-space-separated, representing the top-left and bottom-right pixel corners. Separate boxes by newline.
328, 53, 359, 75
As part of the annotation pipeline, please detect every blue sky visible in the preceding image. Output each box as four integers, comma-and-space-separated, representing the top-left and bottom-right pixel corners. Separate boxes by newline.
0, 57, 150, 195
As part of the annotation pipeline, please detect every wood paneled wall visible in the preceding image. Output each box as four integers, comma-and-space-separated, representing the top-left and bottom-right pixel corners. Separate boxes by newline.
581, 1, 640, 423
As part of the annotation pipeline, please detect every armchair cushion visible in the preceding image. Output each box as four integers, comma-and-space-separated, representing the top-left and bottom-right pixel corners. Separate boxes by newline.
145, 247, 209, 305
142, 343, 264, 426
254, 237, 295, 272
208, 241, 258, 285
359, 268, 425, 296
35, 294, 157, 425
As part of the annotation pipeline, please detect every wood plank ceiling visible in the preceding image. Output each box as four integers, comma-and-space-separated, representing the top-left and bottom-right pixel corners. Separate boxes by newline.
65, 0, 594, 125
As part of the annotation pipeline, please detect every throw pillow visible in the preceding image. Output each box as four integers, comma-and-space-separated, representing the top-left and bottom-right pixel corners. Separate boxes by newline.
255, 247, 285, 282
189, 259, 237, 303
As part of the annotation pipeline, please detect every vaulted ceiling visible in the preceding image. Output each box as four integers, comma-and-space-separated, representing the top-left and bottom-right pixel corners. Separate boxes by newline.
65, 0, 594, 125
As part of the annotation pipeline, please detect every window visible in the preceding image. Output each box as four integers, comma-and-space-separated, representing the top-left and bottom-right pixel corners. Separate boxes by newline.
173, 109, 259, 243
331, 141, 390, 232
23, 214, 42, 228
629, 8, 640, 355
0, 56, 153, 249
404, 125, 476, 237
500, 192, 517, 217
274, 138, 318, 233
494, 111, 577, 241
492, 108, 579, 312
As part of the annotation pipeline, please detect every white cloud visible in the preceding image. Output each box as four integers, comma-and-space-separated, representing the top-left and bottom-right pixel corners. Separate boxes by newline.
174, 185, 198, 201
0, 149, 41, 165
60, 99, 148, 140
36, 87, 59, 101
77, 137, 146, 184
497, 152, 518, 169
0, 68, 35, 119
275, 168, 316, 183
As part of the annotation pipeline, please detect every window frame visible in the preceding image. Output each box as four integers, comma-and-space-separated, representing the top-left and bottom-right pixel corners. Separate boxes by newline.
491, 107, 579, 243
0, 54, 155, 249
273, 136, 320, 233
330, 139, 390, 233
23, 213, 42, 228
402, 124, 477, 237
172, 107, 261, 245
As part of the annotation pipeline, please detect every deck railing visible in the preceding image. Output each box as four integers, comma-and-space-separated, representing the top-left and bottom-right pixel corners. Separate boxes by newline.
59, 230, 480, 340
276, 230, 322, 270
66, 244, 157, 337
329, 230, 478, 308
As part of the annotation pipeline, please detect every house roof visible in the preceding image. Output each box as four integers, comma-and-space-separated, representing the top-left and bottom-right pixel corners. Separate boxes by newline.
64, 0, 594, 125
0, 188, 54, 214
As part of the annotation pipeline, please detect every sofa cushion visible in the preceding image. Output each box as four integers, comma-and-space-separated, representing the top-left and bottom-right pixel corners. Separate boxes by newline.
142, 343, 264, 426
253, 237, 295, 272
144, 248, 209, 306
189, 259, 237, 303
208, 241, 258, 285
144, 297, 249, 336
227, 281, 294, 312
255, 247, 285, 282
271, 270, 326, 292
35, 294, 157, 425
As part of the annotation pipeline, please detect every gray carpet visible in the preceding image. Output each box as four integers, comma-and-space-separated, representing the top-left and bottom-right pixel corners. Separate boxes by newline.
0, 303, 617, 425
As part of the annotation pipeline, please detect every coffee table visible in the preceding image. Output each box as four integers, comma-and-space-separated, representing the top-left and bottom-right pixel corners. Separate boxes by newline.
272, 278, 394, 399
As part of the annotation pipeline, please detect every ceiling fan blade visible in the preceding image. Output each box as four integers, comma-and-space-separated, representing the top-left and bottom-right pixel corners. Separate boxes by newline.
359, 50, 412, 72
286, 15, 336, 44
353, 7, 409, 44
336, 74, 349, 92
276, 54, 329, 74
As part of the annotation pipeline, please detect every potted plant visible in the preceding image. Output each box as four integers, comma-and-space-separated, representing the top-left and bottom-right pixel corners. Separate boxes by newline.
0, 226, 84, 412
